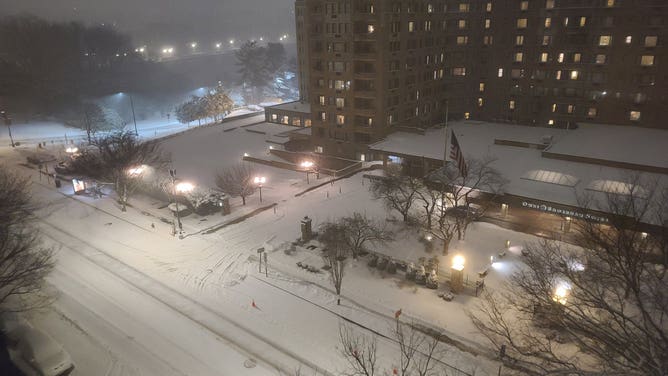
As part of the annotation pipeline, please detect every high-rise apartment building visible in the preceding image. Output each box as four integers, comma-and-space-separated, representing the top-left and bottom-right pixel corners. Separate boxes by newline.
296, 0, 449, 159
296, 0, 667, 158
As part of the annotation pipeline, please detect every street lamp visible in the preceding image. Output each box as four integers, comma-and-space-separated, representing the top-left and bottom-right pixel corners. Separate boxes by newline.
300, 160, 317, 184
215, 42, 222, 49
118, 92, 138, 136
452, 255, 465, 271
254, 176, 266, 203
190, 42, 197, 49
127, 165, 145, 176
65, 147, 79, 155
1, 110, 15, 147
169, 169, 194, 236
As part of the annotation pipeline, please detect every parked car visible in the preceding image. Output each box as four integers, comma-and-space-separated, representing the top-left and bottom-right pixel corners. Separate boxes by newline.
5, 324, 74, 376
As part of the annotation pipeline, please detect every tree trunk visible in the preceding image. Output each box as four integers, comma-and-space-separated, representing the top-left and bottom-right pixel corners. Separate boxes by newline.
443, 240, 449, 255
242, 195, 246, 205
403, 212, 408, 222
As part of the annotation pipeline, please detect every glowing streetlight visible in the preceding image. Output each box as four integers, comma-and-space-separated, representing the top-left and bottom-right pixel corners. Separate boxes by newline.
452, 255, 465, 271
254, 176, 266, 203
300, 160, 316, 184
215, 42, 222, 49
127, 166, 145, 176
65, 147, 79, 154
175, 182, 194, 193
162, 47, 174, 54
190, 42, 198, 49
553, 284, 570, 305
229, 39, 235, 45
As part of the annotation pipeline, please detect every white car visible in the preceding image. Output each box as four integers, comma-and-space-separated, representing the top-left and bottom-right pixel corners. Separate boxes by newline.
5, 324, 74, 376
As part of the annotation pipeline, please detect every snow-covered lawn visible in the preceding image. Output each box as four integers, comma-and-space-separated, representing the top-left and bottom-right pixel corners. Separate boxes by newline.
0, 114, 568, 375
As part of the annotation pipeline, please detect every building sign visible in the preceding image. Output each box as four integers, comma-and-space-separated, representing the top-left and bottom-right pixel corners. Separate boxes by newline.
521, 200, 608, 223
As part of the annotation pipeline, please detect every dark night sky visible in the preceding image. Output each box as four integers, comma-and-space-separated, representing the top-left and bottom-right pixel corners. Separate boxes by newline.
0, 0, 295, 47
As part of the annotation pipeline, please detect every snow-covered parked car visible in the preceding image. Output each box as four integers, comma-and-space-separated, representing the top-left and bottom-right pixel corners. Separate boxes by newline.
5, 324, 74, 376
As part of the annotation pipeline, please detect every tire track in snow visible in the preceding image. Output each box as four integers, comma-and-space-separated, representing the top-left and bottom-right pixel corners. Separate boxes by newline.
37, 217, 333, 376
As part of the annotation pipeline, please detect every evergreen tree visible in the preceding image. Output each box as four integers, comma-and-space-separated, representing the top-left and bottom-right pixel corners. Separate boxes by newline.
235, 41, 271, 104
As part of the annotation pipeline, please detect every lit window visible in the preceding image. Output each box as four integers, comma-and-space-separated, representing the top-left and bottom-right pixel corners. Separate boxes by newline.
514, 52, 524, 62
485, 19, 491, 29
546, 0, 555, 9
408, 21, 415, 32
453, 67, 467, 76
509, 100, 516, 110
555, 70, 562, 80
478, 97, 484, 107
544, 17, 552, 28
520, 1, 529, 10
497, 68, 504, 77
557, 52, 564, 63
595, 54, 606, 64
483, 35, 493, 45
464, 112, 470, 119
587, 108, 597, 118
457, 36, 468, 45
573, 53, 581, 63
542, 36, 552, 46
548, 119, 554, 125
606, 0, 615, 7
645, 36, 658, 47
629, 111, 641, 121
458, 20, 467, 29
319, 95, 325, 106
315, 146, 323, 153
271, 113, 278, 121
551, 103, 557, 112
570, 70, 579, 80
427, 4, 433, 13
320, 112, 327, 120
625, 36, 632, 44
424, 21, 432, 31
579, 17, 587, 27
567, 104, 574, 114
640, 55, 655, 66
459, 3, 470, 12
335, 97, 345, 108
486, 2, 492, 11
540, 52, 549, 62
517, 18, 527, 28
479, 82, 485, 92
563, 17, 569, 27
516, 35, 524, 45
367, 24, 375, 33
336, 114, 345, 125
599, 35, 612, 46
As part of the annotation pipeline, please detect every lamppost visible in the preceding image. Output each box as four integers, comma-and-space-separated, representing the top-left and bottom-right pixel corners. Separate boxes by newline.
1, 110, 15, 147
254, 176, 266, 203
118, 93, 138, 136
169, 168, 194, 237
300, 160, 317, 184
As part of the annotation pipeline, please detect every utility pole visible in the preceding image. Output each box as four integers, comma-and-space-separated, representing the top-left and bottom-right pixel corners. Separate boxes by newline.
1, 110, 15, 147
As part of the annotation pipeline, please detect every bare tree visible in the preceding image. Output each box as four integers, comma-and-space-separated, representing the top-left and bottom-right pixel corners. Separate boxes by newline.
71, 131, 169, 211
339, 213, 394, 259
470, 175, 668, 376
215, 163, 257, 205
319, 221, 348, 305
338, 320, 450, 376
339, 324, 378, 376
370, 165, 423, 222
438, 156, 506, 240
0, 166, 54, 313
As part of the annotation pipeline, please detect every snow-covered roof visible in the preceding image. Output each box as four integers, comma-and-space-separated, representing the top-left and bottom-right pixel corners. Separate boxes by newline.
370, 121, 668, 215
546, 123, 668, 169
266, 101, 311, 114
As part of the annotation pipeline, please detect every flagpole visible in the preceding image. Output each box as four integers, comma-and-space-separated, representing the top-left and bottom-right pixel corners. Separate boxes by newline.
443, 100, 449, 168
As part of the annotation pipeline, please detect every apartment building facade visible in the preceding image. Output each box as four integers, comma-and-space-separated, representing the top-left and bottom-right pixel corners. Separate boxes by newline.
296, 0, 450, 159
296, 0, 667, 158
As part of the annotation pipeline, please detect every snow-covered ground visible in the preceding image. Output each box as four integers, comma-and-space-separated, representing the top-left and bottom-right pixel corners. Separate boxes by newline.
0, 115, 564, 375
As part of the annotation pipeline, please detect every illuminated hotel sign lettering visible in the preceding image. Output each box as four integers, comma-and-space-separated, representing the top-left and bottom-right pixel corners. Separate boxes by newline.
521, 201, 608, 223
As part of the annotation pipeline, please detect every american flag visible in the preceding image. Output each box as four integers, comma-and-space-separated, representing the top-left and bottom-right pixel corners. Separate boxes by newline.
449, 130, 468, 176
